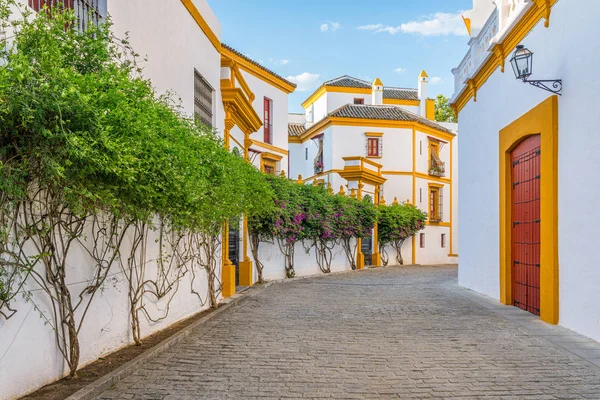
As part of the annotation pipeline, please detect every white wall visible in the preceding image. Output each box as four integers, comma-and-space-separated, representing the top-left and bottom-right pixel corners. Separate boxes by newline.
0, 2, 228, 399
0, 220, 217, 400
457, 0, 600, 342
108, 0, 224, 132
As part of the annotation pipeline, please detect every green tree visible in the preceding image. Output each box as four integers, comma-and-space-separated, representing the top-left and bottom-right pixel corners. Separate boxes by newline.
378, 203, 427, 265
434, 94, 457, 123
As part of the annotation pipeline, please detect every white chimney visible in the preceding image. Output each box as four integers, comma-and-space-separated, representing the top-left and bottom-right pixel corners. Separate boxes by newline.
418, 70, 428, 117
372, 78, 384, 105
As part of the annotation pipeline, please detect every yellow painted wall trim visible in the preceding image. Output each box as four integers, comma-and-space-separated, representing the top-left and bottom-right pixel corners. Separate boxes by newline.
249, 139, 289, 155
365, 132, 384, 137
301, 86, 372, 109
448, 253, 459, 257
499, 95, 559, 325
180, 0, 220, 51
383, 99, 420, 106
426, 99, 435, 121
221, 88, 263, 133
260, 151, 283, 162
415, 173, 451, 184
220, 46, 296, 94
426, 222, 451, 227
462, 16, 472, 36
296, 116, 455, 143
451, 0, 559, 113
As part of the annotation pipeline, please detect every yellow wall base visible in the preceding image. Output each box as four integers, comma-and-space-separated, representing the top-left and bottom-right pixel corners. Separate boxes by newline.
356, 253, 365, 270
371, 252, 381, 267
221, 262, 236, 298
239, 260, 253, 287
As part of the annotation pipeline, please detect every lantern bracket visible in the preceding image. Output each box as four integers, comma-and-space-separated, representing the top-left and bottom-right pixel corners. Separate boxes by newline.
521, 78, 562, 95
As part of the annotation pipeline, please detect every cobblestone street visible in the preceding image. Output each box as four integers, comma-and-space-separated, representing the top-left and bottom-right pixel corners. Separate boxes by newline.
96, 266, 600, 399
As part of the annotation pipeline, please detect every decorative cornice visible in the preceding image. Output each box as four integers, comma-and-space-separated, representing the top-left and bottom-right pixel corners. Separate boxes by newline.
249, 139, 289, 155
221, 87, 262, 134
451, 0, 559, 114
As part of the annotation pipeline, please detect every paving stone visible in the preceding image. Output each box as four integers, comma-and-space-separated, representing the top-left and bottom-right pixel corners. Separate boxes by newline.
94, 266, 600, 399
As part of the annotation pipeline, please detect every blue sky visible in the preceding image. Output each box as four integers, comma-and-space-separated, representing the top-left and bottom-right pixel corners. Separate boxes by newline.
207, 0, 473, 113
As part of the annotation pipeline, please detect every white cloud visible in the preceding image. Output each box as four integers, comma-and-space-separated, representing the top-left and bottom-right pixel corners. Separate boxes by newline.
394, 67, 406, 74
358, 23, 384, 31
286, 72, 321, 92
357, 11, 468, 37
321, 21, 341, 32
280, 60, 290, 66
430, 77, 443, 84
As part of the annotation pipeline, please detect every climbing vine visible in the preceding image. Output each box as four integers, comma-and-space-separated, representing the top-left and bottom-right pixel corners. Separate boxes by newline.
378, 203, 427, 265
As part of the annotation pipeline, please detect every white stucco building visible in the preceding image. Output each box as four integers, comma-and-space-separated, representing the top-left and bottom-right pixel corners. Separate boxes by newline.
452, 0, 600, 342
1, 1, 296, 399
288, 74, 458, 266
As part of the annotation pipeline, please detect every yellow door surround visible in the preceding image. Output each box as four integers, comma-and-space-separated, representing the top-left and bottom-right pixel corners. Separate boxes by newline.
499, 95, 558, 325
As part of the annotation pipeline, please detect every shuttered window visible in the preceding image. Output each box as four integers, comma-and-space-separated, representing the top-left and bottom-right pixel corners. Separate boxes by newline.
367, 138, 379, 157
194, 70, 214, 127
264, 97, 273, 144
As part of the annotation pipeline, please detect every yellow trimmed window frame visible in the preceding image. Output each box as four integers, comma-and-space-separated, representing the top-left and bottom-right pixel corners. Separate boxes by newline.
428, 183, 443, 223
260, 152, 282, 175
365, 132, 383, 159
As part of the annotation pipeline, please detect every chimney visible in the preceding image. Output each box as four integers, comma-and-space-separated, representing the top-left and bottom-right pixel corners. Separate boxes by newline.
418, 70, 428, 117
372, 78, 384, 105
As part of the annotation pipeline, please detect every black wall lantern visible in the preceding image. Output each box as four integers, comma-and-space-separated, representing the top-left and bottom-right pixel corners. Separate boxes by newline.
510, 45, 562, 95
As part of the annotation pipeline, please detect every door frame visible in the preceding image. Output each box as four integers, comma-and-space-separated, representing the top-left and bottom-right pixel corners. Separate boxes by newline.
499, 95, 559, 325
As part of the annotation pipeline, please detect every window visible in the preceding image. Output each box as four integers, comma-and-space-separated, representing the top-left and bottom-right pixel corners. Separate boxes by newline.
420, 233, 425, 248
29, 1, 106, 31
429, 185, 443, 223
194, 70, 214, 127
419, 188, 422, 204
354, 98, 364, 105
441, 234, 446, 248
261, 153, 281, 175
367, 138, 380, 157
420, 140, 422, 155
314, 136, 324, 174
264, 97, 273, 144
429, 140, 445, 177
305, 147, 308, 160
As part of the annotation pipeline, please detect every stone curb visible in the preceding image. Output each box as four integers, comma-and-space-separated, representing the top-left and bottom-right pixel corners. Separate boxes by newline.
65, 288, 260, 400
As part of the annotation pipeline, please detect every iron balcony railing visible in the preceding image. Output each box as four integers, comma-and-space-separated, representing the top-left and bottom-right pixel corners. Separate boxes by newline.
429, 160, 446, 177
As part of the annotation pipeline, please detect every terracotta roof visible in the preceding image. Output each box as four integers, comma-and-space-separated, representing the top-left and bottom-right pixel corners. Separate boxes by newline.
323, 75, 372, 89
221, 44, 297, 89
314, 75, 419, 101
383, 87, 419, 101
328, 104, 453, 134
288, 122, 306, 137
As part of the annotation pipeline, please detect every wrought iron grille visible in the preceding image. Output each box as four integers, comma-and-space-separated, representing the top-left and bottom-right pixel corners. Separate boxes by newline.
511, 140, 541, 316
194, 70, 214, 127
28, 0, 106, 32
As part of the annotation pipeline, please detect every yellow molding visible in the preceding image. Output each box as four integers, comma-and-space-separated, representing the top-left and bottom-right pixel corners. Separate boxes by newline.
415, 173, 451, 184
449, 140, 454, 255
288, 136, 302, 144
499, 95, 558, 325
249, 139, 289, 155
448, 253, 459, 257
451, 0, 559, 114
382, 99, 420, 106
365, 132, 384, 137
296, 116, 455, 143
301, 86, 372, 109
426, 222, 451, 227
180, 0, 220, 51
260, 152, 283, 162
221, 87, 263, 134
428, 182, 444, 188
382, 171, 412, 176
302, 169, 343, 182
220, 46, 296, 94
462, 16, 472, 36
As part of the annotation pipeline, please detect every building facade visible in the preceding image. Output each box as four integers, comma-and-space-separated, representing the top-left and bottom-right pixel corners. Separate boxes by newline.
289, 74, 458, 266
451, 0, 600, 342
1, 2, 295, 398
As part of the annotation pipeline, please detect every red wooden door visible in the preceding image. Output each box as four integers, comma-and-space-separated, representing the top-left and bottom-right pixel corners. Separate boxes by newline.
263, 97, 271, 144
511, 135, 541, 316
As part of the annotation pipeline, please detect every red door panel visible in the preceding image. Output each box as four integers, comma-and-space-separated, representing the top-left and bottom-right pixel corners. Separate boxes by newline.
511, 135, 541, 316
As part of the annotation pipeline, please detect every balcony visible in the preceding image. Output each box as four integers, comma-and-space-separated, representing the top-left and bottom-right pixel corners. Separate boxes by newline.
429, 160, 446, 178
314, 161, 324, 175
